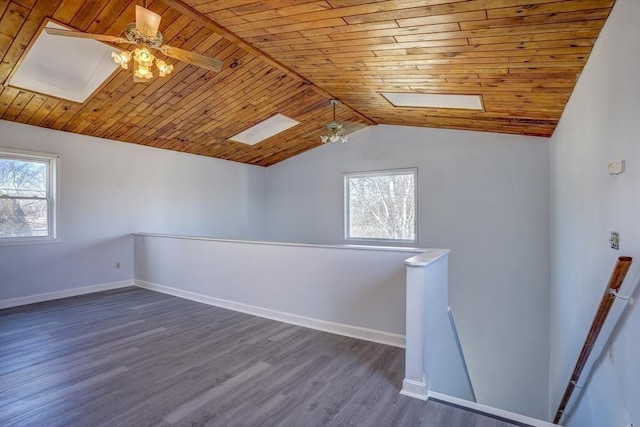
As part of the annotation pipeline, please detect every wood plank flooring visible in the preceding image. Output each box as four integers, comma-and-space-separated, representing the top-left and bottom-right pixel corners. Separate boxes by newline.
0, 287, 525, 427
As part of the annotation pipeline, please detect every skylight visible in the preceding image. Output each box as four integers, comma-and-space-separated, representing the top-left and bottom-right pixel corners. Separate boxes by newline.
230, 114, 300, 145
7, 21, 118, 103
381, 93, 484, 110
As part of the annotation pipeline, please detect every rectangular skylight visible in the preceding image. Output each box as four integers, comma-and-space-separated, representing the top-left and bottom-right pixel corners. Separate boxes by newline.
381, 92, 484, 110
7, 21, 118, 103
230, 113, 300, 145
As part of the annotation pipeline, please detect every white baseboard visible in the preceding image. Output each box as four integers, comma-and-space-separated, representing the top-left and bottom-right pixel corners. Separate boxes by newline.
400, 378, 429, 401
0, 280, 135, 310
134, 280, 405, 348
429, 391, 558, 427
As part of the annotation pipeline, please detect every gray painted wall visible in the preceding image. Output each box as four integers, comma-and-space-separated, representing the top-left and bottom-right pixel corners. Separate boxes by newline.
264, 125, 551, 419
134, 234, 421, 341
0, 121, 267, 299
549, 0, 640, 426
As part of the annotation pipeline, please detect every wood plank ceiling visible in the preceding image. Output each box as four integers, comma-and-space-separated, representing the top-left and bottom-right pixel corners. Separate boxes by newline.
0, 0, 614, 166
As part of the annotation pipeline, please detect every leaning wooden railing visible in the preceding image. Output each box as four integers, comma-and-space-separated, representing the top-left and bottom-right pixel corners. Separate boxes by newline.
553, 256, 633, 424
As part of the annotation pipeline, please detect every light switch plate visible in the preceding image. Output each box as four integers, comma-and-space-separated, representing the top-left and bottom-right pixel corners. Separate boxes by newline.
610, 232, 620, 250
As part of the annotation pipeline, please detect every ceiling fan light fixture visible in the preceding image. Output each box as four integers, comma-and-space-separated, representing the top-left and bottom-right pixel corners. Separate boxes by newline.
156, 60, 173, 77
321, 133, 347, 144
156, 60, 171, 76
111, 51, 132, 69
134, 63, 153, 80
134, 47, 154, 67
321, 99, 348, 144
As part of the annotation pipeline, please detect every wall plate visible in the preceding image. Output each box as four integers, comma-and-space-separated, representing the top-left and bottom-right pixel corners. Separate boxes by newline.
608, 160, 625, 175
610, 232, 620, 250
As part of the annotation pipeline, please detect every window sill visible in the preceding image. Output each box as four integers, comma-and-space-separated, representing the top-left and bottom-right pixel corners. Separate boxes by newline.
345, 238, 418, 248
0, 237, 60, 247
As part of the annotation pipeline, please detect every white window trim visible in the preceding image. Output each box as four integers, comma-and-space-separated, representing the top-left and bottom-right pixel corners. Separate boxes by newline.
0, 147, 60, 246
344, 167, 418, 246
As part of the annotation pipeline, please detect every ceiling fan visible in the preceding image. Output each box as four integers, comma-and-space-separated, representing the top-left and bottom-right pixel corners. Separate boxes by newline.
44, 2, 223, 81
320, 99, 368, 144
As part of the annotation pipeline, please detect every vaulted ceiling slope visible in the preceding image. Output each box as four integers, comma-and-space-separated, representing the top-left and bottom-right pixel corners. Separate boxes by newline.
0, 0, 614, 166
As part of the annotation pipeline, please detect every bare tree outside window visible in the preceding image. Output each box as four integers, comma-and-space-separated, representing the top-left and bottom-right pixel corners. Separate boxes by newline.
0, 152, 55, 240
346, 169, 416, 243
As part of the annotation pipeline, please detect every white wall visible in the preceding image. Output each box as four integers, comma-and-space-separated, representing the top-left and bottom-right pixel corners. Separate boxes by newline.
134, 234, 422, 346
265, 125, 551, 419
0, 120, 266, 300
548, 0, 640, 426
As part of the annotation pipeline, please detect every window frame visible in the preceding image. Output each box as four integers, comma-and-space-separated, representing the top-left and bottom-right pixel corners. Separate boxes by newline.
0, 148, 59, 245
343, 168, 418, 246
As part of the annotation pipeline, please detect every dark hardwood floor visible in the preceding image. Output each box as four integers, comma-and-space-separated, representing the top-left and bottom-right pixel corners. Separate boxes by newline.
0, 287, 523, 426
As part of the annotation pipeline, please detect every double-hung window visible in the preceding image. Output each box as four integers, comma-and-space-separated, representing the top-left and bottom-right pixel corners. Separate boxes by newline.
0, 149, 58, 243
345, 168, 417, 245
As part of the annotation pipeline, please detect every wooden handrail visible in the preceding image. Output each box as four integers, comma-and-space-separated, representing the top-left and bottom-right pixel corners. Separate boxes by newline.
553, 256, 633, 424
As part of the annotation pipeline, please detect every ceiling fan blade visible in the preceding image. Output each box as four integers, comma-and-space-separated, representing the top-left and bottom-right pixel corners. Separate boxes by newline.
159, 45, 223, 73
136, 5, 161, 37
44, 27, 135, 44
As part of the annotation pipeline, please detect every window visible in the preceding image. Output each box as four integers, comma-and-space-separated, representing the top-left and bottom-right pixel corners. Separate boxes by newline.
0, 149, 58, 243
345, 168, 417, 244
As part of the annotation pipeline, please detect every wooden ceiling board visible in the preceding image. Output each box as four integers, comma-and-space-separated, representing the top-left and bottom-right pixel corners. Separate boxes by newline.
0, 0, 615, 166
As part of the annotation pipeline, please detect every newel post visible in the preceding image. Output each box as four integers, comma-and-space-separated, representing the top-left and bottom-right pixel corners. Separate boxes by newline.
400, 249, 450, 400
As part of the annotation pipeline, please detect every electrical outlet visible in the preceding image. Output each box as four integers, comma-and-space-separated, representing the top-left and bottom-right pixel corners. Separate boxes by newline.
610, 232, 619, 250
115, 262, 121, 269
